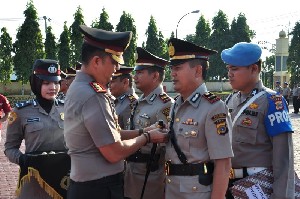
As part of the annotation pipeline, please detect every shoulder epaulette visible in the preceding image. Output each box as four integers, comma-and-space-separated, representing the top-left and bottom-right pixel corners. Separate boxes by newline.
202, 92, 220, 104
159, 93, 171, 103
127, 94, 137, 103
15, 100, 32, 109
89, 82, 106, 93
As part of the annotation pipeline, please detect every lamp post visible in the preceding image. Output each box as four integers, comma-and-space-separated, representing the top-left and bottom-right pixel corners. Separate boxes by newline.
176, 10, 200, 38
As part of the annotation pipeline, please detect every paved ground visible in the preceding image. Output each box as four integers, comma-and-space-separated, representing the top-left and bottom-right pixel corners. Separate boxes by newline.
0, 105, 299, 198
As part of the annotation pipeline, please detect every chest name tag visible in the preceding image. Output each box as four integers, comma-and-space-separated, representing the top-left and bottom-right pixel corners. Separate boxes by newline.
27, 118, 40, 123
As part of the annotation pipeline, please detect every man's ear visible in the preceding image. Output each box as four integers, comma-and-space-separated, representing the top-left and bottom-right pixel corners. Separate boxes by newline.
122, 78, 129, 87
195, 64, 202, 78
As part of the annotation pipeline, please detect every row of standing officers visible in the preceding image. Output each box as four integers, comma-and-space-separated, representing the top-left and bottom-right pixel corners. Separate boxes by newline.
4, 24, 295, 199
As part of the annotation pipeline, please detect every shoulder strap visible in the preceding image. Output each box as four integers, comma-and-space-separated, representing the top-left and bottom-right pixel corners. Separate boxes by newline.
231, 91, 266, 127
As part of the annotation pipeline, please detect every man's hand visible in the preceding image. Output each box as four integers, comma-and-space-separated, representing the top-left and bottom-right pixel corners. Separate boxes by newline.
147, 128, 169, 143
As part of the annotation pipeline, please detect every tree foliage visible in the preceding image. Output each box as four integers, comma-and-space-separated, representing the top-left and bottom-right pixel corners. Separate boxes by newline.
58, 22, 71, 72
69, 6, 85, 66
185, 15, 211, 47
45, 26, 57, 60
92, 8, 114, 31
287, 21, 300, 87
144, 16, 160, 55
263, 55, 275, 88
0, 27, 13, 82
115, 11, 137, 67
230, 13, 255, 44
13, 0, 44, 83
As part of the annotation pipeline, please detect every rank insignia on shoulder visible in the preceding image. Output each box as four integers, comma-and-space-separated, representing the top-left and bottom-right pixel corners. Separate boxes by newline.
8, 111, 18, 125
159, 93, 171, 103
162, 107, 170, 119
127, 94, 137, 103
89, 82, 106, 93
202, 92, 220, 104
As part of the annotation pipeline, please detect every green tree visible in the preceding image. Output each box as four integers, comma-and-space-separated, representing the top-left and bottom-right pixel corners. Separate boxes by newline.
230, 13, 255, 44
208, 10, 232, 81
144, 16, 160, 55
58, 22, 71, 72
264, 55, 275, 88
115, 11, 137, 67
287, 21, 300, 87
185, 15, 211, 47
69, 6, 85, 66
13, 0, 44, 85
45, 26, 57, 60
0, 27, 13, 82
91, 8, 114, 31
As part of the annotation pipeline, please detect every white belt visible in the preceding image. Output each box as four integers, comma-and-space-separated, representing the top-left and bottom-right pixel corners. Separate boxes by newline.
231, 167, 267, 179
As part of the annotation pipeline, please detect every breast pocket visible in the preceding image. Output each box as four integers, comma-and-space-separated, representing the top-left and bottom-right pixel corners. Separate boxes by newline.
177, 126, 199, 153
235, 115, 259, 144
25, 121, 44, 133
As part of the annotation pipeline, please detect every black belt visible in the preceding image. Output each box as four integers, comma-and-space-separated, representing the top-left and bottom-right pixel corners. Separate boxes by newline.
126, 152, 160, 163
70, 172, 123, 185
165, 161, 214, 176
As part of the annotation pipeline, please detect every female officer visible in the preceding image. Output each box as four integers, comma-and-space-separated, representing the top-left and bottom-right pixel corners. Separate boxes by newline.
4, 59, 70, 199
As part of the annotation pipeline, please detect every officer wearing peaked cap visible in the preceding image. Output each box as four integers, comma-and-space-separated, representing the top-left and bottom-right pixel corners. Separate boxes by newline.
124, 47, 174, 199
64, 26, 168, 199
109, 66, 138, 130
164, 38, 233, 199
222, 42, 294, 199
5, 59, 69, 199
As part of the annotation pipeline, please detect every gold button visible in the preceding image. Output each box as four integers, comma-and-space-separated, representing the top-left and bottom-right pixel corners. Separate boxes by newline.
185, 132, 189, 135
191, 131, 196, 136
192, 186, 197, 191
167, 178, 171, 183
136, 109, 140, 113
175, 118, 180, 122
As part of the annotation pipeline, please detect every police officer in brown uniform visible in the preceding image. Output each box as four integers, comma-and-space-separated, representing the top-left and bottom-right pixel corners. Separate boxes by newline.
124, 47, 174, 199
5, 59, 69, 199
222, 42, 294, 199
164, 38, 233, 199
109, 66, 138, 130
64, 25, 168, 199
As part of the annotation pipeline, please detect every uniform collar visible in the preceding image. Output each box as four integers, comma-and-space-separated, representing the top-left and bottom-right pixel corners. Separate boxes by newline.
139, 85, 163, 105
117, 88, 136, 102
176, 83, 208, 108
75, 71, 94, 83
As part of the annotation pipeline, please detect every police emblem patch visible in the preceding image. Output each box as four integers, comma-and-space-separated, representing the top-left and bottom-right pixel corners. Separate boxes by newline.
8, 111, 17, 125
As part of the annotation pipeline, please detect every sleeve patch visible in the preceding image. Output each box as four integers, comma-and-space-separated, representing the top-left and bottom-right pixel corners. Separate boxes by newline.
159, 93, 171, 103
202, 92, 220, 104
89, 82, 106, 93
8, 111, 18, 125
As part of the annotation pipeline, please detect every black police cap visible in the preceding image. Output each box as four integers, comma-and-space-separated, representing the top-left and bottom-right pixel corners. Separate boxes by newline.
134, 47, 169, 71
112, 65, 134, 79
168, 38, 217, 66
33, 59, 61, 82
79, 25, 132, 64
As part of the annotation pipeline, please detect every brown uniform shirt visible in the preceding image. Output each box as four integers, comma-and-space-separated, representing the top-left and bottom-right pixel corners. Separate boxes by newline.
124, 85, 174, 199
64, 71, 123, 182
165, 83, 233, 199
226, 80, 294, 199
115, 88, 138, 130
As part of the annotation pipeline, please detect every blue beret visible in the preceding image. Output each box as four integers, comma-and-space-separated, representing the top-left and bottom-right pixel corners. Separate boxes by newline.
221, 42, 262, 67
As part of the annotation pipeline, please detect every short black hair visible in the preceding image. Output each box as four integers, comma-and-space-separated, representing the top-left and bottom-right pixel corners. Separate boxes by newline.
119, 74, 133, 87
188, 59, 208, 80
145, 67, 165, 82
81, 42, 110, 65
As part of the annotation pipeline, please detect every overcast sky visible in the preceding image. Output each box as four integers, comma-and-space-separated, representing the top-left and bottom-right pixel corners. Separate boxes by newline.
0, 0, 299, 59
